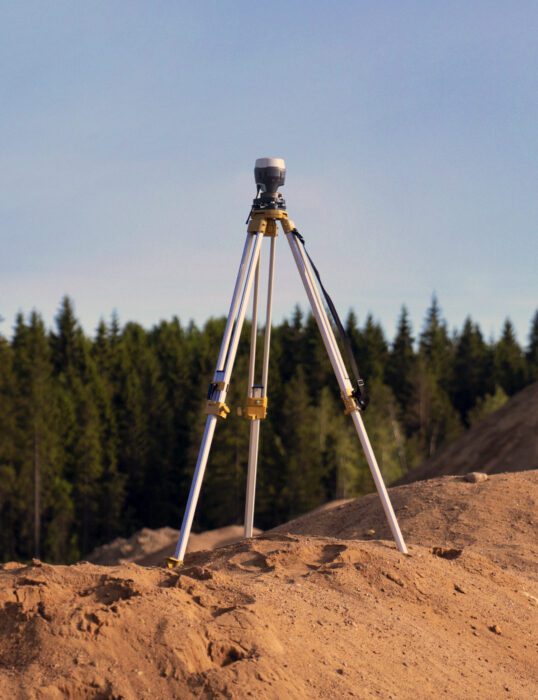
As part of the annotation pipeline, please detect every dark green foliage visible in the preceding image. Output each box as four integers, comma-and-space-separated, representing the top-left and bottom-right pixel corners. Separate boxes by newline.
0, 296, 535, 563
419, 295, 453, 390
526, 310, 538, 381
9, 311, 75, 561
468, 386, 508, 426
0, 336, 18, 560
494, 319, 528, 395
346, 311, 389, 383
450, 318, 494, 426
385, 306, 416, 414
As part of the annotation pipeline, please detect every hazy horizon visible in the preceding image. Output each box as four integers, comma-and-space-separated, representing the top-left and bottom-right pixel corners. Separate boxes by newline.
2, 293, 536, 349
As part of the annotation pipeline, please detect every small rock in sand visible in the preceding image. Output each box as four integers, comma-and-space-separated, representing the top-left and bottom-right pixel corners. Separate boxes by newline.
432, 547, 463, 560
464, 472, 488, 483
488, 624, 502, 635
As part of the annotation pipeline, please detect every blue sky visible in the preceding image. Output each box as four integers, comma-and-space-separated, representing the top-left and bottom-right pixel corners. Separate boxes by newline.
1, 1, 537, 345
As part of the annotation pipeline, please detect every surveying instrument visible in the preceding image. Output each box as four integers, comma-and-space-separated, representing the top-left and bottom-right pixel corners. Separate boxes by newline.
168, 158, 408, 566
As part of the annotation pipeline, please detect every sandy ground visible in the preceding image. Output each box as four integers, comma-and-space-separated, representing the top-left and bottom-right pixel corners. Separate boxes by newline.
0, 471, 537, 699
87, 525, 262, 568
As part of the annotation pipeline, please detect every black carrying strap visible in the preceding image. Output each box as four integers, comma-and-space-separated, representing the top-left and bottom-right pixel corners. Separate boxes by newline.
292, 229, 369, 411
245, 187, 261, 224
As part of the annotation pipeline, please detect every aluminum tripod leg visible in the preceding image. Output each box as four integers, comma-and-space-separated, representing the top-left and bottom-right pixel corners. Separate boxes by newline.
286, 231, 408, 555
172, 232, 265, 563
244, 420, 261, 538
244, 256, 261, 538
244, 237, 276, 538
216, 233, 254, 370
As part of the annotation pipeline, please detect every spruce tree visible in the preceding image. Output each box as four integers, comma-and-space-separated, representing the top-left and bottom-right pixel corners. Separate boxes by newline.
301, 313, 333, 403
526, 310, 538, 381
12, 311, 73, 561
346, 312, 388, 383
451, 317, 494, 425
349, 314, 386, 384
278, 366, 325, 519
150, 318, 193, 526
0, 334, 19, 560
112, 322, 171, 531
419, 295, 453, 389
405, 357, 461, 461
277, 306, 304, 385
92, 319, 125, 543
345, 309, 361, 362
385, 306, 416, 415
51, 299, 106, 556
494, 319, 527, 395
50, 296, 87, 374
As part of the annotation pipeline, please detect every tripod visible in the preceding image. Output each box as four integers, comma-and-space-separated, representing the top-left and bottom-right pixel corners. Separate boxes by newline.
168, 160, 408, 566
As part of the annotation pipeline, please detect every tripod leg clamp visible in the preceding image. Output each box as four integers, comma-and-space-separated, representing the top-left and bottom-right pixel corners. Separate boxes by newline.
247, 216, 268, 235
238, 396, 268, 420
247, 210, 295, 235
206, 400, 231, 419
341, 391, 359, 415
164, 556, 183, 569
280, 214, 295, 233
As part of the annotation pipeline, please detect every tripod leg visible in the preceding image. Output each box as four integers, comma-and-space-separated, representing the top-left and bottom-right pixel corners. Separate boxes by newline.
244, 256, 261, 538
349, 409, 408, 553
286, 231, 408, 555
244, 420, 261, 538
216, 233, 254, 370
247, 258, 260, 394
244, 237, 276, 538
173, 415, 217, 560
172, 232, 265, 563
261, 236, 276, 391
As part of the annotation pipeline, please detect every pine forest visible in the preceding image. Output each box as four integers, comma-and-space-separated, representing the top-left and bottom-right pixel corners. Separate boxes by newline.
1, 296, 537, 564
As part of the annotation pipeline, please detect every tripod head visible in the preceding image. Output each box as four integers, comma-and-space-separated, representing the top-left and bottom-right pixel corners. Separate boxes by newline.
253, 157, 286, 209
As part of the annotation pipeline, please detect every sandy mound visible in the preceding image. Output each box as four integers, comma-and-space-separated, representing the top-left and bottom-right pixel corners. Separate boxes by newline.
87, 525, 262, 567
398, 381, 538, 484
273, 471, 538, 579
1, 472, 537, 699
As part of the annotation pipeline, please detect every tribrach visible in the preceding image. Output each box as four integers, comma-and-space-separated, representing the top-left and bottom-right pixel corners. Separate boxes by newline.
167, 158, 408, 567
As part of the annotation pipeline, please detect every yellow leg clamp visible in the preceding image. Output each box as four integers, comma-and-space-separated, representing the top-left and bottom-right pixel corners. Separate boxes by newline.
247, 210, 295, 236
341, 392, 359, 415
238, 395, 268, 420
206, 400, 231, 419
265, 220, 278, 237
164, 556, 183, 569
247, 216, 267, 234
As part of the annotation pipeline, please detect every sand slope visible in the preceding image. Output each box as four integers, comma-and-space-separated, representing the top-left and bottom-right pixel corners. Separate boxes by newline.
397, 381, 538, 484
274, 471, 538, 579
1, 472, 537, 699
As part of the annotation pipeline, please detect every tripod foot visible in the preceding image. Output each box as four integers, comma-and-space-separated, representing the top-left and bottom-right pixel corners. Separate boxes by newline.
164, 556, 183, 569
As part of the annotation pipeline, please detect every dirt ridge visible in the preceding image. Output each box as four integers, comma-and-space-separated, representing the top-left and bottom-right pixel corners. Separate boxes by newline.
396, 381, 538, 484
1, 471, 536, 699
